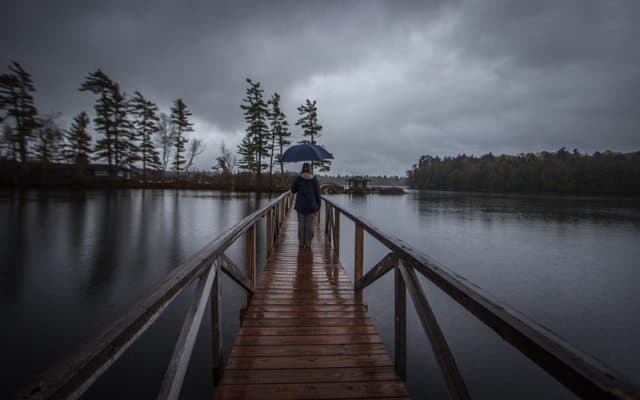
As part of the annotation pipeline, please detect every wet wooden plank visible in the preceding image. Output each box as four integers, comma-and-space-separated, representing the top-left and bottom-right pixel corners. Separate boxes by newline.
221, 366, 398, 384
226, 354, 393, 369
233, 334, 383, 346
214, 381, 409, 399
241, 318, 373, 327
230, 344, 389, 358
247, 305, 368, 312
237, 326, 378, 336
215, 210, 409, 400
243, 311, 369, 319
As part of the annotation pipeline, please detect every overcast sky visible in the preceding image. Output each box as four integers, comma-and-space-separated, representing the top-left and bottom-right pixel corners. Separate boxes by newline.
2, 1, 639, 176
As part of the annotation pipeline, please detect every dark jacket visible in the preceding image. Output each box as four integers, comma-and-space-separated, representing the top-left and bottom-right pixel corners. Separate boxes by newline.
290, 173, 321, 214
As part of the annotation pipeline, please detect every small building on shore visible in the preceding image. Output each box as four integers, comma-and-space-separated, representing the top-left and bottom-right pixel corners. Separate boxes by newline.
347, 176, 370, 192
87, 164, 132, 180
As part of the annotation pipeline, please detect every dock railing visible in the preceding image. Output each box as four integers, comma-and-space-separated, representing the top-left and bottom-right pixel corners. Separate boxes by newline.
18, 192, 293, 400
322, 196, 639, 400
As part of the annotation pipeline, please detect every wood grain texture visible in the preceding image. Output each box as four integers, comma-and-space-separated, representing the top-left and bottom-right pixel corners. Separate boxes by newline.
214, 211, 409, 400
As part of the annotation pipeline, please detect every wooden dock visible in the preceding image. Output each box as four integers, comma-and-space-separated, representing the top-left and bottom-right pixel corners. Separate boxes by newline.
214, 212, 410, 399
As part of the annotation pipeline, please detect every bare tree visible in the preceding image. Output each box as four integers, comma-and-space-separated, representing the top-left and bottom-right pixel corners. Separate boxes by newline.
185, 138, 204, 172
157, 112, 173, 172
213, 141, 236, 174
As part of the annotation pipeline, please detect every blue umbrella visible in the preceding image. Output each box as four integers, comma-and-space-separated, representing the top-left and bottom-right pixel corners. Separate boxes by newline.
280, 143, 334, 162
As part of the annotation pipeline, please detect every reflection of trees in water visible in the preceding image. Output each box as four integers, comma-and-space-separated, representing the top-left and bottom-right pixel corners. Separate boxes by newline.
69, 191, 88, 254
413, 190, 640, 224
132, 189, 154, 278
87, 191, 122, 300
168, 190, 183, 272
0, 191, 28, 302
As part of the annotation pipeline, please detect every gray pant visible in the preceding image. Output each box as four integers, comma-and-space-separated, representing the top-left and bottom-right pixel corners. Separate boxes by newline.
297, 212, 316, 247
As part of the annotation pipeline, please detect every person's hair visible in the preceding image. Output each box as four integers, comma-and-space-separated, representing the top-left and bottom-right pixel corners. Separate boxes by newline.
301, 163, 311, 174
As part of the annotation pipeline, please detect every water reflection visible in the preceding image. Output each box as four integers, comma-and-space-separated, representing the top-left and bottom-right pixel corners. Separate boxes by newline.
328, 190, 640, 399
0, 189, 272, 399
413, 190, 640, 224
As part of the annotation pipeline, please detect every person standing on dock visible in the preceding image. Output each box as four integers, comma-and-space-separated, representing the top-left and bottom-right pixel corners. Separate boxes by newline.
290, 162, 321, 248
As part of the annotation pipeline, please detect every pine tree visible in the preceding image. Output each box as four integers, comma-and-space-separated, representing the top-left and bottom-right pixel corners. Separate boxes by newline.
0, 61, 40, 163
295, 99, 330, 172
238, 78, 270, 187
79, 69, 116, 167
110, 83, 136, 169
268, 92, 291, 184
170, 98, 193, 182
0, 125, 17, 160
63, 111, 92, 163
130, 91, 161, 182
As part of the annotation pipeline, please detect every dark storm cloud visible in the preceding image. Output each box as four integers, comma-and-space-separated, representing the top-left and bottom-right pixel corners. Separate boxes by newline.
1, 1, 638, 175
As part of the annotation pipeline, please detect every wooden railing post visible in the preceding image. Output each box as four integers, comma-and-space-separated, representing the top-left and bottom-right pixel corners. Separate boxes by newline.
246, 223, 256, 305
266, 209, 273, 256
395, 265, 407, 381
333, 210, 340, 257
211, 261, 223, 386
398, 262, 471, 400
354, 223, 364, 283
324, 202, 331, 237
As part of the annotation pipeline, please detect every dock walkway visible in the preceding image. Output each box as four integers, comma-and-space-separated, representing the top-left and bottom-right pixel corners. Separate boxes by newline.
214, 211, 410, 399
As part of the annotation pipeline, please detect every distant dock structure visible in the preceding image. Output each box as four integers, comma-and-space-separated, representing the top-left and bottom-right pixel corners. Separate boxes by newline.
347, 176, 371, 192
321, 176, 406, 195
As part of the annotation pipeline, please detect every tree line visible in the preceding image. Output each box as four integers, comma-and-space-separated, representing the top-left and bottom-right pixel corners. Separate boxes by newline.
406, 148, 640, 195
231, 78, 330, 188
0, 61, 202, 183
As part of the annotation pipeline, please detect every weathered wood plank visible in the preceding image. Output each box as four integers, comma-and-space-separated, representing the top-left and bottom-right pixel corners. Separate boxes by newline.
220, 254, 253, 294
233, 334, 383, 346
238, 326, 378, 336
247, 305, 368, 312
243, 311, 369, 319
220, 366, 398, 384
354, 223, 364, 283
394, 266, 406, 382
241, 318, 373, 327
211, 261, 224, 386
355, 252, 397, 291
226, 354, 393, 369
157, 263, 217, 400
214, 381, 409, 399
230, 344, 389, 358
399, 262, 470, 399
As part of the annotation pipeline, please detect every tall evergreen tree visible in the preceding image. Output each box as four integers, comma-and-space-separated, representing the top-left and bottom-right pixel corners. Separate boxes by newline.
0, 125, 17, 160
0, 61, 40, 163
79, 69, 116, 167
268, 92, 291, 185
129, 91, 161, 182
238, 78, 270, 187
110, 83, 136, 169
295, 99, 330, 172
170, 98, 193, 181
63, 111, 92, 164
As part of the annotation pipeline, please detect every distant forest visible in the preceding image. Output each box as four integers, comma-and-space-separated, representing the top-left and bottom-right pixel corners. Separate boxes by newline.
406, 148, 640, 196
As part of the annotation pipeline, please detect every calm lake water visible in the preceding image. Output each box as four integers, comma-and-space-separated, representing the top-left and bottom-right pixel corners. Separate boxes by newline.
1, 189, 639, 399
